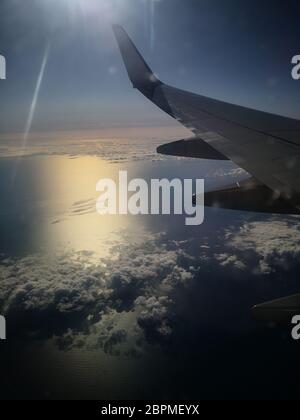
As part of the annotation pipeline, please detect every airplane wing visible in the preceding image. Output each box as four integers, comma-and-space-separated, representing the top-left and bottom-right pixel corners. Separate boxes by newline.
113, 24, 300, 215
252, 294, 300, 324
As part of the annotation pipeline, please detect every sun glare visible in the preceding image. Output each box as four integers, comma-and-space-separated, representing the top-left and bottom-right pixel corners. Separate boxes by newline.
59, 0, 116, 21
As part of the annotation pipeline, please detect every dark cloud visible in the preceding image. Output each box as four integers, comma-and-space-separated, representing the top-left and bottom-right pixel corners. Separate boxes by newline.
0, 229, 195, 354
135, 296, 174, 343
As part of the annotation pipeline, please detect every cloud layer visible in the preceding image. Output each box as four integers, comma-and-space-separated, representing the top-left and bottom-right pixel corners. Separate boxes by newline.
0, 229, 196, 354
1, 215, 300, 355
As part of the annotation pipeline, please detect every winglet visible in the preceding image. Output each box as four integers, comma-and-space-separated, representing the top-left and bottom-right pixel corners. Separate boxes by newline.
252, 294, 300, 324
113, 24, 162, 99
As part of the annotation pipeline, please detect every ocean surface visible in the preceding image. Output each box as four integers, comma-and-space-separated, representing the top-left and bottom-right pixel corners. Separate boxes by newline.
0, 140, 300, 400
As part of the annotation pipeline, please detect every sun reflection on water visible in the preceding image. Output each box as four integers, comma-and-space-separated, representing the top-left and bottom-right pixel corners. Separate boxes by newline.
25, 156, 133, 260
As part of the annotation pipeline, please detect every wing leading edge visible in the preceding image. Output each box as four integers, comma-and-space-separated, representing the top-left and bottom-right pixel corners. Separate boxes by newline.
113, 24, 300, 215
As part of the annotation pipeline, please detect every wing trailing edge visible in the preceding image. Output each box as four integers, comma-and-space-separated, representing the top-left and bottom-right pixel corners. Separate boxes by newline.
157, 137, 229, 161
253, 295, 300, 324
194, 177, 300, 215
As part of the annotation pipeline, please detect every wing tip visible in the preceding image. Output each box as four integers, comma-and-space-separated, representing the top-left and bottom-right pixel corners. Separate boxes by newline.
112, 23, 123, 35
112, 23, 162, 98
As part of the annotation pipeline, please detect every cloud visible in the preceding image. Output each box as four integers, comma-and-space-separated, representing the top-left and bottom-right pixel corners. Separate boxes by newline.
215, 253, 247, 271
55, 309, 133, 356
210, 167, 248, 179
0, 229, 196, 353
0, 127, 188, 162
135, 296, 174, 343
2, 211, 299, 355
218, 217, 300, 275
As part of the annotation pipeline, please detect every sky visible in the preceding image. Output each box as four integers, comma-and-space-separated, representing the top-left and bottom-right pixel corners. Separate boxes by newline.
0, 0, 300, 135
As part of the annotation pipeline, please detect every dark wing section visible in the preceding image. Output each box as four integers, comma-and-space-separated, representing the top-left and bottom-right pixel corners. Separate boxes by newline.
196, 178, 299, 215
157, 136, 228, 161
253, 294, 300, 324
113, 25, 300, 213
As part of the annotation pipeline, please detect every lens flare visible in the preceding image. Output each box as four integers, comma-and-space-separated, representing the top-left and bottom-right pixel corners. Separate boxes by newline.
23, 44, 50, 147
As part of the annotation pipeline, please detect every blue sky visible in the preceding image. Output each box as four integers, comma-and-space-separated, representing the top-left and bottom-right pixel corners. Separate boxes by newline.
0, 0, 300, 134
